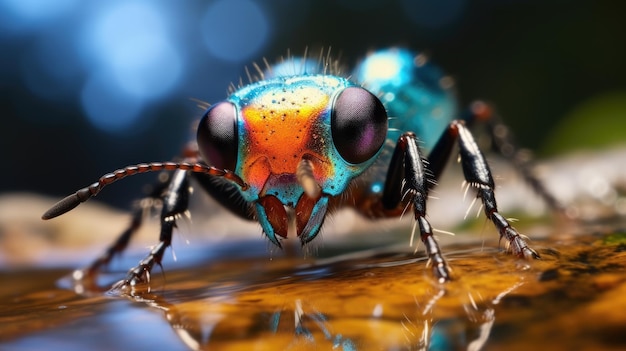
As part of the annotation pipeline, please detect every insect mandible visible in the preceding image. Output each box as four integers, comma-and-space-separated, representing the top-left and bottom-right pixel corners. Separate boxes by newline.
43, 48, 549, 287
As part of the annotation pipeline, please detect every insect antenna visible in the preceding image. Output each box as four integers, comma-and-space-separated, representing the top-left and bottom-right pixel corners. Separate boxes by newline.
42, 162, 248, 220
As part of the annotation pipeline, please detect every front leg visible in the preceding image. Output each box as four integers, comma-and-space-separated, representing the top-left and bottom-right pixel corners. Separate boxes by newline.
382, 132, 452, 282
77, 175, 170, 281
117, 169, 191, 288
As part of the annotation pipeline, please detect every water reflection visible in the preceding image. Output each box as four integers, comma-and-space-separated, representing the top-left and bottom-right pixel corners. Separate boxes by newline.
64, 249, 529, 350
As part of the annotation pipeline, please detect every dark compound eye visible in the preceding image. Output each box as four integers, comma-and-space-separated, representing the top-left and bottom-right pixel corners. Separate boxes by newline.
197, 101, 238, 171
331, 86, 388, 164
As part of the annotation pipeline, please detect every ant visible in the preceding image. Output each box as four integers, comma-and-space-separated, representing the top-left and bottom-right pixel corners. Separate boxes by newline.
43, 48, 557, 288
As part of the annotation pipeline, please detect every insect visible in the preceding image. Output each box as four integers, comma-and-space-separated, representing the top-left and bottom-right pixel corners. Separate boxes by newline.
43, 47, 548, 288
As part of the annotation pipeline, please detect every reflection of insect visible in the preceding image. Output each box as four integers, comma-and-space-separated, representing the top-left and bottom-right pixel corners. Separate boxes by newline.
43, 47, 551, 287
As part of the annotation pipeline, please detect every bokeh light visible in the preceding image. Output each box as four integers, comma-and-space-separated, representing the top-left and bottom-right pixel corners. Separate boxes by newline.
81, 2, 182, 99
80, 72, 145, 134
78, 1, 183, 132
201, 0, 270, 62
0, 0, 78, 32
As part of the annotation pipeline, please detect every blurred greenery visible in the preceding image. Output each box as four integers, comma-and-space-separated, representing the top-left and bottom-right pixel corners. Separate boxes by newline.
542, 91, 626, 156
601, 231, 626, 246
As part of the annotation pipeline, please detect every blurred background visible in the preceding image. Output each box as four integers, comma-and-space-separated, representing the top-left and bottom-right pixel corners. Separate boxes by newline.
2, 0, 625, 209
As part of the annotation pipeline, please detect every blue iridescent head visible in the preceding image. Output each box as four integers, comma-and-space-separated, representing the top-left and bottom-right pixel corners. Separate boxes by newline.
197, 74, 388, 247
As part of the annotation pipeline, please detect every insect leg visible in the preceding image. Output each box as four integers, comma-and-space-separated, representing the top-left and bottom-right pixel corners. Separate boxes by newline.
381, 132, 452, 283
118, 169, 191, 287
77, 176, 170, 280
431, 120, 540, 260
463, 101, 562, 211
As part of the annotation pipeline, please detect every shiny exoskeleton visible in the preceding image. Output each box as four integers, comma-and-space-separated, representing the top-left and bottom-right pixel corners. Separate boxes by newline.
43, 48, 551, 288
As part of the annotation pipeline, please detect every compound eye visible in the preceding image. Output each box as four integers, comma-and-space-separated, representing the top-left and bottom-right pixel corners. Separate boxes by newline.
197, 101, 238, 170
331, 87, 388, 164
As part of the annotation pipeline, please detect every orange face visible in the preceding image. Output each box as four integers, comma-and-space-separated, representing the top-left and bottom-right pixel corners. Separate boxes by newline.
240, 85, 331, 198
243, 85, 329, 165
